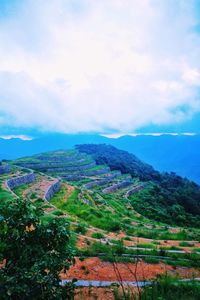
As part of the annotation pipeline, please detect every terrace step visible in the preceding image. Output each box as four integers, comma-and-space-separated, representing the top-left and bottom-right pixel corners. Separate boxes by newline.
125, 183, 146, 197
84, 171, 122, 189
102, 176, 132, 194
44, 161, 96, 173
16, 158, 93, 170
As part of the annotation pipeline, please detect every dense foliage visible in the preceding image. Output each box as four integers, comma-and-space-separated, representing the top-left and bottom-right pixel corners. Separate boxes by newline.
76, 144, 160, 181
77, 144, 200, 227
130, 177, 200, 227
0, 194, 75, 299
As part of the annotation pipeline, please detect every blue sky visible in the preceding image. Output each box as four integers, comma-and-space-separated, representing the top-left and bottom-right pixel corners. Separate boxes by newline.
0, 0, 200, 136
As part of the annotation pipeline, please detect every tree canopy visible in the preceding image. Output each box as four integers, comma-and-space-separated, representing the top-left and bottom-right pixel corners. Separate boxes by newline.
0, 194, 75, 299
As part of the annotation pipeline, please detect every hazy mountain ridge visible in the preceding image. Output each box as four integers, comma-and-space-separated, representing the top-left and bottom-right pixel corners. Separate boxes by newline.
0, 133, 200, 183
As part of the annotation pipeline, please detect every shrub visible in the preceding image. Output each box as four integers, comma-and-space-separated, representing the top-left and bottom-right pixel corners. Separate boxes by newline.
0, 197, 75, 299
91, 232, 104, 239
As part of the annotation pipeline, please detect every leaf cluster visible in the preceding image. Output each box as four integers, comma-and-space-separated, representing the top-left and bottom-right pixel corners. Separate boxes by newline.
0, 197, 75, 299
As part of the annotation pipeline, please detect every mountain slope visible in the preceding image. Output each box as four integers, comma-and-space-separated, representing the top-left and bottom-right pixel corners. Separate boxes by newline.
77, 144, 200, 227
76, 144, 160, 181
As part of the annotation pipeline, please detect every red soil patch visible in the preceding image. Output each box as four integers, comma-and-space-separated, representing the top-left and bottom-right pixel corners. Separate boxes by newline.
23, 176, 56, 199
107, 231, 126, 240
61, 257, 199, 282
44, 207, 55, 213
168, 227, 181, 233
64, 184, 75, 201
76, 235, 89, 249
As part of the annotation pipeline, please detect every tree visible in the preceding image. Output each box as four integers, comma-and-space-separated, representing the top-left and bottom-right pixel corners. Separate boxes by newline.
0, 197, 75, 299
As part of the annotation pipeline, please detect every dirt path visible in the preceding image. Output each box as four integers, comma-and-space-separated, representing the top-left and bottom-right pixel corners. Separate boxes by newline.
64, 184, 75, 201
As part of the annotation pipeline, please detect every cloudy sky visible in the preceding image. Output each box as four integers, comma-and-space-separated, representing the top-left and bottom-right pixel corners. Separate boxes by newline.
0, 0, 200, 136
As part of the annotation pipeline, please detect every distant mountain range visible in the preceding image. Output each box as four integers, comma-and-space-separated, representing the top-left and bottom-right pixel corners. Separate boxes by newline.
0, 133, 200, 184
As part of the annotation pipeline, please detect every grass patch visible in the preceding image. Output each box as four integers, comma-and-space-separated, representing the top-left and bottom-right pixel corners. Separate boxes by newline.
141, 274, 200, 300
179, 241, 194, 247
137, 243, 157, 249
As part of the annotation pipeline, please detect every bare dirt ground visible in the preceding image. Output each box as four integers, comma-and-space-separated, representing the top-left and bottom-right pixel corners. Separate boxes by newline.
61, 257, 199, 282
22, 175, 56, 199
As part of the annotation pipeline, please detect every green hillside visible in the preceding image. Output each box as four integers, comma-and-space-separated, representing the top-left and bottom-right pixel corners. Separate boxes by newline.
77, 144, 200, 227
1, 144, 200, 298
9, 145, 200, 229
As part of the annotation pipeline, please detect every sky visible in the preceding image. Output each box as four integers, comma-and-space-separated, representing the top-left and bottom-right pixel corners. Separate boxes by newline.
0, 0, 200, 137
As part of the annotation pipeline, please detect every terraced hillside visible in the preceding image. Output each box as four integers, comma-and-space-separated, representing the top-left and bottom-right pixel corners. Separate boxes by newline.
1, 146, 200, 298
14, 149, 143, 198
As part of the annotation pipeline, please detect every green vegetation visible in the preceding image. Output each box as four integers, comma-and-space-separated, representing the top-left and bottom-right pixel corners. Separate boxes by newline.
2, 145, 200, 299
76, 144, 159, 181
13, 183, 34, 198
51, 185, 126, 231
193, 248, 200, 253
74, 222, 87, 235
179, 241, 194, 247
137, 243, 156, 249
91, 232, 104, 239
130, 182, 200, 228
126, 226, 199, 241
0, 179, 13, 202
0, 196, 75, 299
141, 275, 200, 300
76, 238, 200, 268
77, 144, 200, 228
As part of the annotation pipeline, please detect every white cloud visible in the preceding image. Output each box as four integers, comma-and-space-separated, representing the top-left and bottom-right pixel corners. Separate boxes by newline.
0, 135, 32, 140
0, 0, 200, 133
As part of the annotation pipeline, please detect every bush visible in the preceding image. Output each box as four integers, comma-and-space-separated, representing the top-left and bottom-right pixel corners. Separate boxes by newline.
179, 241, 194, 247
0, 197, 75, 299
91, 232, 104, 239
74, 223, 87, 235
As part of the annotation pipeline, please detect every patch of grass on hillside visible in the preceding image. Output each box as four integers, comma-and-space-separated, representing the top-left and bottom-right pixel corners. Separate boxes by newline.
13, 183, 33, 198
141, 275, 200, 300
51, 186, 123, 231
40, 213, 57, 224
126, 226, 200, 241
0, 182, 13, 202
179, 241, 195, 247
137, 243, 157, 249
74, 223, 88, 235
193, 248, 200, 253
78, 240, 200, 267
91, 232, 104, 239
